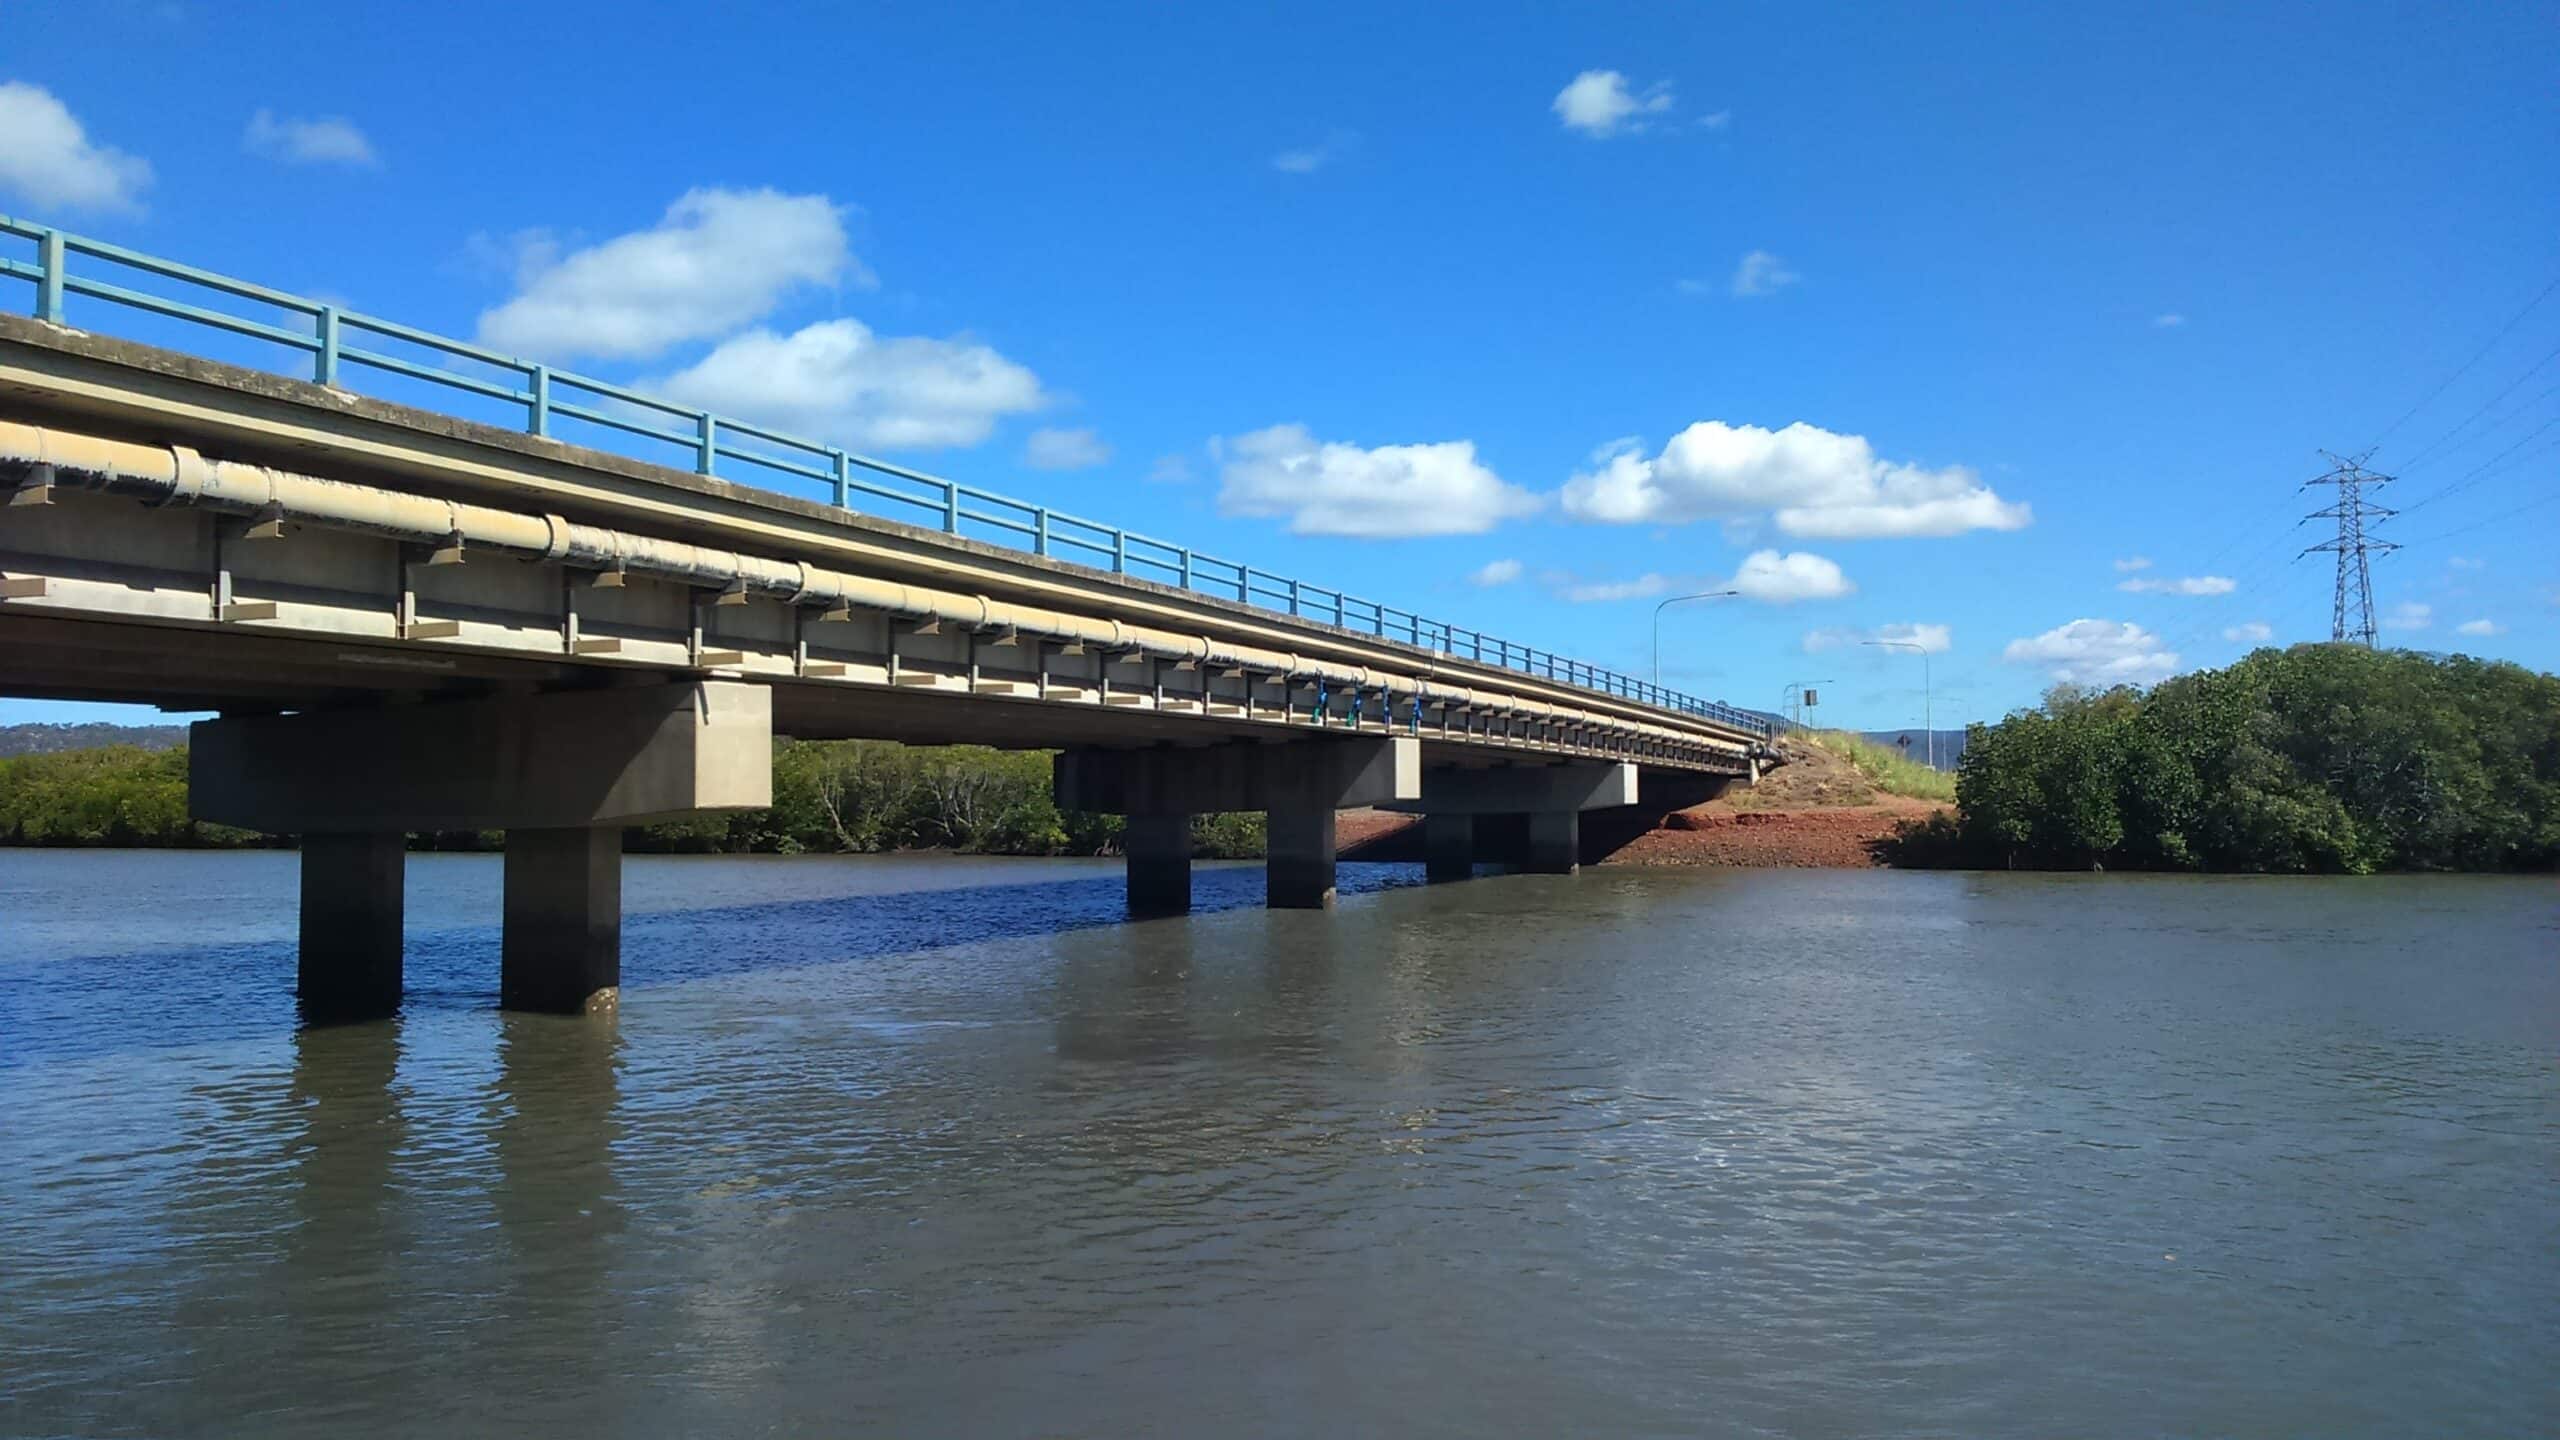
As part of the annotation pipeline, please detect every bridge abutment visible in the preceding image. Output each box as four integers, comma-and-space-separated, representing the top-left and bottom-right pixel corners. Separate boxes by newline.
501, 827, 623, 1014
298, 832, 406, 1023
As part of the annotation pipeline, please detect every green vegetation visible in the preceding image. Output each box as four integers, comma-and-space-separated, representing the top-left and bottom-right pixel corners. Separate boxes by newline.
0, 739, 1270, 858
1809, 731, 1958, 803
1886, 645, 2560, 873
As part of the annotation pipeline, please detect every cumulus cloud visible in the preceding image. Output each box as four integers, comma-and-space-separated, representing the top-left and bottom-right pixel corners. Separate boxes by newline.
1552, 69, 1674, 137
2455, 618, 2504, 637
2003, 619, 2179, 686
1470, 558, 1524, 587
1560, 420, 2030, 538
0, 82, 152, 213
1731, 250, 1800, 298
1730, 549, 1853, 604
1022, 426, 1109, 470
2154, 313, 2187, 328
1216, 423, 1542, 538
2114, 556, 2153, 572
651, 318, 1048, 451
476, 188, 859, 361
2118, 574, 2236, 596
2447, 555, 2486, 571
2383, 601, 2432, 632
2223, 621, 2274, 644
1699, 110, 1733, 131
244, 108, 377, 166
1804, 622, 1951, 654
1145, 454, 1194, 485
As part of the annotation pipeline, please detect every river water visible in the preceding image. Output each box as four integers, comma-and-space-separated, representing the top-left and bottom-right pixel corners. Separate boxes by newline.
0, 850, 2552, 1437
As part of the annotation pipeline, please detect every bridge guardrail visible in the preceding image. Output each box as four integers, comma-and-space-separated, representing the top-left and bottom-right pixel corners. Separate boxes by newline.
0, 216, 1768, 737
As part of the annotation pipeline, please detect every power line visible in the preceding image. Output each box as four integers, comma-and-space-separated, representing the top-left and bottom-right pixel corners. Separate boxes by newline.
2367, 264, 2560, 449
2388, 446, 2560, 545
2396, 413, 2560, 516
2298, 451, 2399, 646
2391, 343, 2560, 471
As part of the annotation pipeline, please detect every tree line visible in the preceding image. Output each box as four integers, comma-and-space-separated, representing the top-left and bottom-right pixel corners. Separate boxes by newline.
0, 739, 1267, 859
1887, 644, 2560, 872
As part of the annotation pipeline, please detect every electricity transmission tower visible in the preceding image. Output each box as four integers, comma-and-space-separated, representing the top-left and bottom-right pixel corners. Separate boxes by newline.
2299, 451, 2399, 646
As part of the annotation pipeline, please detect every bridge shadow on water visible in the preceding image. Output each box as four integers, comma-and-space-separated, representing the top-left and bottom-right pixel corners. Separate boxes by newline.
0, 860, 1429, 1068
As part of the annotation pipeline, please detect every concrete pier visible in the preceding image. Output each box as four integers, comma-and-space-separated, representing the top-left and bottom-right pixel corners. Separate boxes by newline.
1268, 805, 1339, 909
1424, 813, 1475, 882
298, 832, 405, 1022
500, 828, 623, 1014
1124, 814, 1193, 916
1525, 811, 1581, 875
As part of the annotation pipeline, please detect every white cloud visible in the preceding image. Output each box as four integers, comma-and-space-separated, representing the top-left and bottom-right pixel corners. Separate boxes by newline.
2003, 619, 2180, 686
243, 108, 377, 166
2118, 574, 2236, 596
1730, 549, 1853, 604
1732, 250, 1800, 298
651, 318, 1047, 451
1699, 110, 1733, 130
1804, 621, 1951, 654
2383, 601, 2432, 632
1560, 420, 2030, 538
1552, 69, 1675, 137
2113, 556, 2153, 572
2455, 618, 2505, 638
2447, 555, 2486, 571
476, 188, 858, 361
1272, 129, 1358, 173
1470, 558, 1524, 587
2223, 621, 2274, 644
0, 82, 152, 213
1023, 426, 1109, 470
1216, 423, 1542, 538
1145, 454, 1194, 485
2153, 313, 2187, 328
1560, 573, 1672, 603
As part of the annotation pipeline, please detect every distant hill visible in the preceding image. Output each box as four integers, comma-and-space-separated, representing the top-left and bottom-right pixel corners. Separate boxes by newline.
0, 723, 188, 758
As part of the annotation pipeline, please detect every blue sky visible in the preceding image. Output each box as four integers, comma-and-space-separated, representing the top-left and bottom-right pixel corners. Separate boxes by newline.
3, 0, 2555, 735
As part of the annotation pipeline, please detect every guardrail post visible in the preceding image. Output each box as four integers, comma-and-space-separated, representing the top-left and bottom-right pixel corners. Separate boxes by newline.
831, 451, 850, 508
1111, 530, 1126, 574
314, 305, 340, 387
529, 366, 551, 437
1034, 508, 1050, 557
36, 229, 64, 324
1178, 549, 1193, 590
1288, 579, 1301, 616
696, 414, 717, 475
943, 480, 961, 533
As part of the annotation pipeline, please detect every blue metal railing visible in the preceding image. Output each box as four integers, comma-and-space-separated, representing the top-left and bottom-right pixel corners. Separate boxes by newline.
0, 216, 1768, 737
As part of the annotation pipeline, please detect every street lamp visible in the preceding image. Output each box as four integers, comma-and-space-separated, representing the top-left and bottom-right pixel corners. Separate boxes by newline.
1651, 589, 1739, 687
1861, 639, 1933, 768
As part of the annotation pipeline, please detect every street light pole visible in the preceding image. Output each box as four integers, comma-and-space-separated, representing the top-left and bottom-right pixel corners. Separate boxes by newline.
1861, 639, 1933, 768
1650, 589, 1740, 687
1778, 679, 1835, 731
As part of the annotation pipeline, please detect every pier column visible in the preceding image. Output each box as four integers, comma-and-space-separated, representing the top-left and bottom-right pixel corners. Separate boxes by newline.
1424, 812, 1474, 882
1524, 810, 1580, 875
298, 832, 405, 1022
501, 827, 622, 1014
1124, 813, 1192, 916
1268, 805, 1339, 909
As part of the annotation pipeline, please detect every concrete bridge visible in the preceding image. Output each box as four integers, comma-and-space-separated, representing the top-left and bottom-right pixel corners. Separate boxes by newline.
0, 220, 1774, 1020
